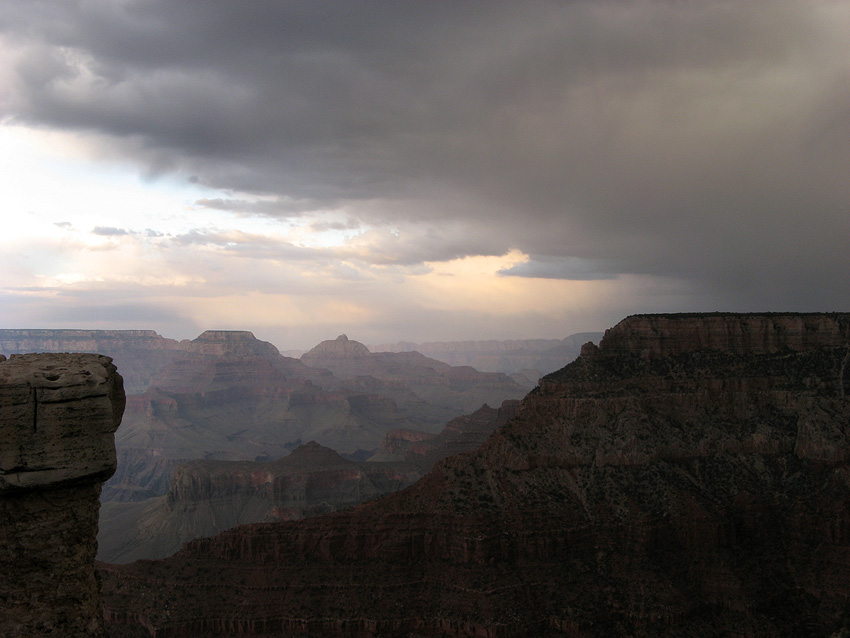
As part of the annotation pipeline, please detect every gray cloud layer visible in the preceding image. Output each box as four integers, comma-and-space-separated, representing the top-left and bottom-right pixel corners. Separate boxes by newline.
3, 1, 849, 312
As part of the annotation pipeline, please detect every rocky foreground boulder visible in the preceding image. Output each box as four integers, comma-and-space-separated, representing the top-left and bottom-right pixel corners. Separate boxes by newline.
100, 313, 850, 636
0, 353, 124, 637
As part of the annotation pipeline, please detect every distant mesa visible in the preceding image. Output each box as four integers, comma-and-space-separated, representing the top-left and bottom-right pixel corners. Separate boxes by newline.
186, 329, 281, 357
302, 333, 371, 358
0, 328, 285, 394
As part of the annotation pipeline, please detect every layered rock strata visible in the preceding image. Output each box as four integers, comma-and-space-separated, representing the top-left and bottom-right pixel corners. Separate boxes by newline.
0, 353, 124, 637
101, 313, 850, 637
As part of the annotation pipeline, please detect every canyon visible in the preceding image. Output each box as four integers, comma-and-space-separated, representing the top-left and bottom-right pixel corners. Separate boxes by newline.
2, 330, 531, 502
0, 353, 124, 637
99, 313, 850, 636
99, 401, 518, 563
1, 329, 535, 567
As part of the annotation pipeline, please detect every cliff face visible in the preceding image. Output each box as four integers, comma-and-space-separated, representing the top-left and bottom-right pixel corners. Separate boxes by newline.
0, 353, 124, 637
598, 313, 849, 358
100, 313, 850, 637
184, 330, 282, 357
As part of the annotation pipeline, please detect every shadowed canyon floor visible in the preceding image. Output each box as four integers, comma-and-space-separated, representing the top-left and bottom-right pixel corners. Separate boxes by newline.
99, 402, 519, 563
100, 313, 850, 637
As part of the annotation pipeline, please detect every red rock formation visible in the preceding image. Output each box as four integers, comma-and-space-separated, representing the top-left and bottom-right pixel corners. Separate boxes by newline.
0, 353, 124, 637
99, 313, 850, 636
377, 427, 437, 457
106, 354, 417, 500
598, 312, 849, 358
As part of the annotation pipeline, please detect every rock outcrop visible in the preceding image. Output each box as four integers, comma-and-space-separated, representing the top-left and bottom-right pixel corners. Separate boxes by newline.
0, 353, 124, 637
100, 313, 850, 637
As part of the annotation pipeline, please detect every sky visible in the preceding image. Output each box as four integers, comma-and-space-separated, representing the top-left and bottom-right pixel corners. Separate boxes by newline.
1, 1, 849, 351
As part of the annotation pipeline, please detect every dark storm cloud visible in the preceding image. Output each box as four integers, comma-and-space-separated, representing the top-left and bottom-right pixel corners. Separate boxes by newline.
167, 228, 331, 264
196, 197, 324, 217
308, 218, 361, 233
2, 1, 849, 310
92, 226, 129, 236
499, 256, 617, 281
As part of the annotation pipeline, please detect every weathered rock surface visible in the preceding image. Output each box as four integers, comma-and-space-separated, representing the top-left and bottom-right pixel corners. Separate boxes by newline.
0, 353, 124, 637
100, 313, 850, 637
183, 330, 282, 357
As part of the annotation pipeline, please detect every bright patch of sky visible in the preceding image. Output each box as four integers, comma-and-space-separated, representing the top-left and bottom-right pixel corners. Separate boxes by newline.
0, 125, 300, 241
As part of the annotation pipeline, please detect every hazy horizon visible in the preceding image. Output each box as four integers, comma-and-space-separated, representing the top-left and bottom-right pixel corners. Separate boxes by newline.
3, 2, 849, 350
0, 324, 606, 355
